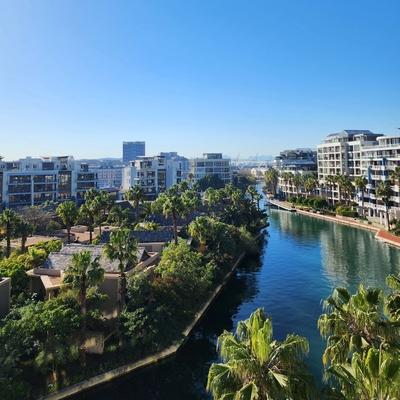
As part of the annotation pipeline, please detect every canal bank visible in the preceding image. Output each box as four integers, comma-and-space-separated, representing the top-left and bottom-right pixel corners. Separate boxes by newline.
41, 252, 246, 400
294, 207, 400, 249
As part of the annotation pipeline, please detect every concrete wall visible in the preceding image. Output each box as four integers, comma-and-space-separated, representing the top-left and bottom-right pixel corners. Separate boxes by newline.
86, 332, 104, 354
0, 277, 11, 318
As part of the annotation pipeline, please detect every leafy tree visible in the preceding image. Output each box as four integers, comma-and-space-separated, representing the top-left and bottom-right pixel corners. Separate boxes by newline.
103, 228, 138, 312
0, 260, 29, 295
196, 174, 225, 191
57, 201, 78, 244
207, 308, 318, 400
16, 205, 54, 232
62, 250, 105, 366
156, 241, 215, 309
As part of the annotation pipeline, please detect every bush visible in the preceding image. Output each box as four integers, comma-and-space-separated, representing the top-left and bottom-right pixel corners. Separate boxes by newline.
46, 220, 61, 231
313, 198, 328, 209
336, 206, 358, 218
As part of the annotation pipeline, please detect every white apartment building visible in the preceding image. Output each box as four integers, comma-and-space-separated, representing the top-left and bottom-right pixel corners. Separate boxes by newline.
122, 155, 184, 200
316, 130, 400, 220
189, 153, 231, 185
0, 156, 98, 210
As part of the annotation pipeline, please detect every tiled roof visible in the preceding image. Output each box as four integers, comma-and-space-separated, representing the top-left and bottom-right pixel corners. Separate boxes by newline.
39, 244, 147, 274
100, 229, 174, 244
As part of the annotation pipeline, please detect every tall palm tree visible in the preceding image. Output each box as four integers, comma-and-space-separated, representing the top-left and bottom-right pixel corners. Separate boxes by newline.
376, 180, 393, 229
79, 199, 99, 244
62, 250, 104, 366
292, 174, 302, 198
340, 175, 354, 206
125, 184, 147, 221
15, 220, 34, 253
304, 177, 317, 199
57, 201, 78, 244
354, 176, 368, 215
207, 308, 318, 400
325, 175, 335, 206
204, 187, 219, 216
163, 192, 184, 245
103, 228, 138, 312
0, 209, 21, 257
264, 168, 279, 197
189, 216, 212, 245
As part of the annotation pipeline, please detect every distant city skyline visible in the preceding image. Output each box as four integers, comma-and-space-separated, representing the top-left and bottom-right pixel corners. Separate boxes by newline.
1, 1, 399, 161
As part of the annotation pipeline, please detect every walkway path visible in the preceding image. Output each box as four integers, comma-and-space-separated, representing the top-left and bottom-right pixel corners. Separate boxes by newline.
286, 206, 400, 249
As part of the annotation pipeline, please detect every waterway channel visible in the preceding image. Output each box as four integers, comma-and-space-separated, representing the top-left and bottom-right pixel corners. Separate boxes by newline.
72, 206, 400, 399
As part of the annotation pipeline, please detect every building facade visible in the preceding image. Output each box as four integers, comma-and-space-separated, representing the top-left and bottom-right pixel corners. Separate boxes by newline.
0, 156, 98, 210
122, 141, 145, 163
122, 155, 185, 200
189, 153, 232, 185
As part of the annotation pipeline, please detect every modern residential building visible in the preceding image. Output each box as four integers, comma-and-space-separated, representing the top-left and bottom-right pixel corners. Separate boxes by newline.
274, 148, 317, 197
122, 155, 185, 200
122, 141, 145, 163
189, 153, 232, 185
0, 156, 98, 210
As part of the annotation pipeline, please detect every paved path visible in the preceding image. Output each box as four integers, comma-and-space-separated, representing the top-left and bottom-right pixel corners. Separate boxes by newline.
288, 207, 400, 249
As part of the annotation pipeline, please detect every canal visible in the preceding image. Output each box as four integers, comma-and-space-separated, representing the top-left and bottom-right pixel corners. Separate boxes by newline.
72, 207, 400, 399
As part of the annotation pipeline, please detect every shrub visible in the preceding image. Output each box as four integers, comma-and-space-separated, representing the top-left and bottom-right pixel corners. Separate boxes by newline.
46, 220, 61, 231
336, 206, 358, 218
313, 198, 328, 209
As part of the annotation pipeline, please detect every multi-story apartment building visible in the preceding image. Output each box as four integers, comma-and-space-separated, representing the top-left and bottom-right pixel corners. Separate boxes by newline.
189, 153, 231, 185
122, 155, 184, 200
122, 141, 145, 163
274, 148, 317, 197
0, 156, 98, 210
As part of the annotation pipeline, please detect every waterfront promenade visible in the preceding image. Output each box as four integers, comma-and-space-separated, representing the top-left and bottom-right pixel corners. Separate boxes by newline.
292, 207, 400, 248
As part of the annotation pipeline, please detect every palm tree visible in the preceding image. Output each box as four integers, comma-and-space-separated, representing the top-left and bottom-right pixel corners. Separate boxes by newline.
204, 187, 219, 216
304, 177, 317, 199
84, 187, 100, 201
376, 181, 393, 229
79, 199, 100, 244
107, 205, 131, 227
318, 285, 396, 367
354, 176, 368, 215
163, 192, 184, 245
15, 220, 34, 253
207, 308, 318, 400
208, 221, 236, 258
57, 201, 78, 244
141, 201, 153, 222
341, 175, 354, 206
181, 190, 199, 229
325, 175, 335, 206
264, 168, 279, 197
390, 166, 400, 187
187, 172, 195, 187
292, 174, 302, 198
246, 185, 258, 203
189, 216, 212, 245
125, 184, 147, 221
0, 209, 21, 257
103, 228, 138, 312
62, 250, 104, 366
332, 173, 342, 203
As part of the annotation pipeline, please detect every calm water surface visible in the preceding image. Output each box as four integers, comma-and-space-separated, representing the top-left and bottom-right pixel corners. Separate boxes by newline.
73, 206, 400, 399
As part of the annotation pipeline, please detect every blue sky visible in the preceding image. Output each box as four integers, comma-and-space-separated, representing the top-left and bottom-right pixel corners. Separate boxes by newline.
1, 0, 399, 161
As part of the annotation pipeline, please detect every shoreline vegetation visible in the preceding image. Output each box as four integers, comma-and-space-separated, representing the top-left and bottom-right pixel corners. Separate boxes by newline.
0, 176, 268, 400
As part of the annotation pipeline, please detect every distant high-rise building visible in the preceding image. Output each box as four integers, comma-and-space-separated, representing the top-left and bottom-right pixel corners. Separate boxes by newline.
122, 141, 145, 163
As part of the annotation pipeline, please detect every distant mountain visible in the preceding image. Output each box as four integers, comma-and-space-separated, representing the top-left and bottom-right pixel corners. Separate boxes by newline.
229, 155, 274, 161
